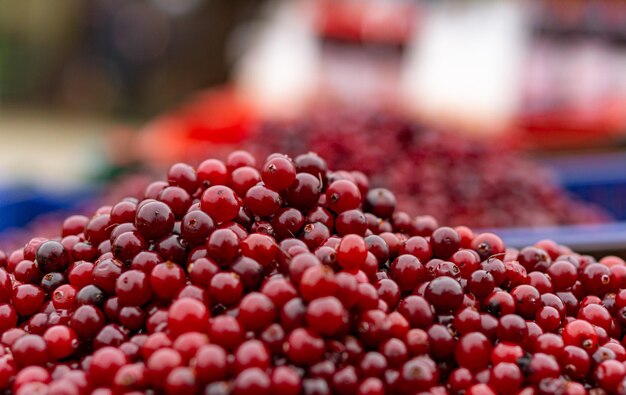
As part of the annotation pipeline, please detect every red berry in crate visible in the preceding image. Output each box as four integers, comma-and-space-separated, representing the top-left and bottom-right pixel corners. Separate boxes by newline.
43, 325, 78, 360
262, 156, 296, 191
12, 284, 45, 317
181, 210, 215, 246
472, 233, 505, 261
36, 241, 69, 274
430, 227, 460, 259
116, 270, 151, 307
227, 150, 256, 172
197, 158, 229, 187
424, 276, 463, 313
244, 185, 282, 217
364, 188, 396, 219
284, 173, 322, 212
11, 334, 49, 368
201, 186, 241, 224
135, 200, 175, 241
167, 162, 198, 194
168, 297, 209, 337
326, 180, 361, 214
336, 234, 367, 271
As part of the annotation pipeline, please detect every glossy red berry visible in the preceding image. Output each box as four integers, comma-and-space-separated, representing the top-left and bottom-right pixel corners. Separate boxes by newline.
70, 305, 105, 339
398, 356, 439, 393
306, 296, 344, 336
472, 233, 505, 261
197, 158, 229, 186
244, 185, 282, 218
232, 367, 271, 395
135, 201, 175, 241
209, 272, 244, 306
425, 276, 463, 312
270, 366, 300, 395
238, 293, 276, 332
326, 180, 361, 214
11, 334, 48, 367
336, 235, 367, 271
112, 231, 145, 263
150, 262, 186, 301
454, 332, 492, 372
12, 284, 45, 317
364, 188, 396, 219
116, 270, 151, 307
262, 156, 296, 191
285, 328, 324, 366
194, 343, 228, 384
201, 186, 241, 224
90, 346, 128, 387
241, 234, 278, 267
167, 162, 198, 194
431, 227, 460, 259
168, 297, 209, 337
563, 319, 598, 350
489, 363, 522, 394
36, 241, 69, 274
389, 255, 424, 292
43, 326, 78, 360
207, 229, 240, 264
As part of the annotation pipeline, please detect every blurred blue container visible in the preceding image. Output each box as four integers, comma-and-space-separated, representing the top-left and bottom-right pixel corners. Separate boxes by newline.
542, 152, 626, 221
0, 185, 98, 231
494, 152, 626, 253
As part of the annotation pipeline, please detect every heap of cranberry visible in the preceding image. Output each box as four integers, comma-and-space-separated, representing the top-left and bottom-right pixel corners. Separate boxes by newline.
0, 150, 625, 395
248, 110, 609, 228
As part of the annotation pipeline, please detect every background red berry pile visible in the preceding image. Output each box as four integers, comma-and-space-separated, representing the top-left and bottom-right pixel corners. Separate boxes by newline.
0, 150, 624, 395
248, 110, 610, 228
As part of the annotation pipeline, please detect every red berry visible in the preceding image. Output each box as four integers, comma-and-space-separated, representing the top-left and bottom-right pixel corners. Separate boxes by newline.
270, 366, 300, 395
563, 319, 598, 350
43, 326, 78, 360
472, 233, 505, 261
11, 284, 45, 317
238, 293, 276, 332
201, 186, 241, 224
150, 262, 186, 301
425, 276, 463, 313
244, 185, 282, 218
489, 363, 522, 394
116, 270, 151, 307
336, 235, 367, 271
147, 348, 183, 388
168, 297, 209, 337
285, 328, 324, 366
232, 367, 271, 395
209, 272, 244, 306
195, 344, 227, 383
197, 158, 229, 186
326, 180, 361, 214
11, 334, 48, 367
306, 296, 345, 336
262, 156, 296, 191
135, 201, 175, 241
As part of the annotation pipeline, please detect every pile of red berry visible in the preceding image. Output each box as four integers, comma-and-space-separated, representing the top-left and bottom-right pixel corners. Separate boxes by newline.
248, 110, 610, 228
0, 150, 625, 395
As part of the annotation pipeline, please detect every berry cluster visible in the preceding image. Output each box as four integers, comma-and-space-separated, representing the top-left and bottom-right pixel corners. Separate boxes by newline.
249, 110, 609, 228
0, 150, 624, 395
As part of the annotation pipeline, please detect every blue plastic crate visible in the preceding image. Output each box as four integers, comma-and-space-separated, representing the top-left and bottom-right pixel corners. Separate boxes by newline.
0, 185, 99, 232
488, 223, 626, 253
489, 152, 626, 253
540, 152, 626, 221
